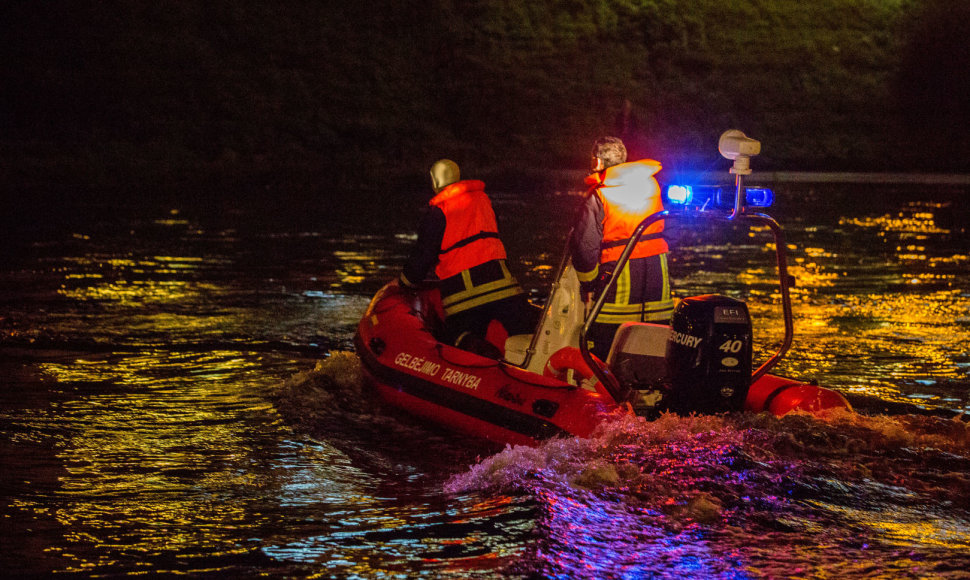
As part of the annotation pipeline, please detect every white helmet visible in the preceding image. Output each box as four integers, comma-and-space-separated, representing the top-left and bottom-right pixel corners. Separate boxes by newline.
430, 159, 460, 193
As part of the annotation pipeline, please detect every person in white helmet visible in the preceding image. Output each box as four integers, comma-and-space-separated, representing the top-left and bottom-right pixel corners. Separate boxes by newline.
400, 159, 537, 356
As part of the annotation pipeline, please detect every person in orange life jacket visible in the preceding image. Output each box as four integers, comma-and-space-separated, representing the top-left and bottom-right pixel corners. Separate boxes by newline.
399, 159, 537, 356
568, 137, 675, 361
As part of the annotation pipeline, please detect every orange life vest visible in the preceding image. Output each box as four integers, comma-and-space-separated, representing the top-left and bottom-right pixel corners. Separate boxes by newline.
429, 180, 507, 280
586, 159, 668, 264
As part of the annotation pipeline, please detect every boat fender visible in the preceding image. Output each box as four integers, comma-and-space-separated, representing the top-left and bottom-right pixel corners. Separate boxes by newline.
543, 347, 612, 399
745, 377, 852, 417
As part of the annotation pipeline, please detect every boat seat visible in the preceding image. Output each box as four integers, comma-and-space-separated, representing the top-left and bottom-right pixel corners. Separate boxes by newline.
607, 322, 669, 387
503, 334, 533, 366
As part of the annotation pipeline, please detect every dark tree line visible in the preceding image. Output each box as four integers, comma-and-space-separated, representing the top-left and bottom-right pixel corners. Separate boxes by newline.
1, 0, 967, 195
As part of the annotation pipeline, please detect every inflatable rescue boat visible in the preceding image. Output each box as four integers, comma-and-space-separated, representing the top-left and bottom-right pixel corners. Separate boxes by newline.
354, 131, 851, 446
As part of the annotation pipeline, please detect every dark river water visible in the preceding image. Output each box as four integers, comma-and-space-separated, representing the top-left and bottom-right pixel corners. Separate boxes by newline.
1, 179, 969, 578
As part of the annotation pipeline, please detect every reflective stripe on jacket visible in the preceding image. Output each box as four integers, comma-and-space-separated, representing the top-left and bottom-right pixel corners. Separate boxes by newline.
593, 254, 674, 324
438, 259, 523, 317
429, 180, 507, 280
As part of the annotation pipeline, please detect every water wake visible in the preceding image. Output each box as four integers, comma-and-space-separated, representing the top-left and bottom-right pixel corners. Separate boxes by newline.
444, 408, 970, 577
275, 353, 970, 512
274, 353, 970, 576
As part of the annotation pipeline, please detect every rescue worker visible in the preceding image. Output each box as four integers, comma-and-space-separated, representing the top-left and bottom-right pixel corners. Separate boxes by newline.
569, 136, 675, 360
400, 159, 536, 356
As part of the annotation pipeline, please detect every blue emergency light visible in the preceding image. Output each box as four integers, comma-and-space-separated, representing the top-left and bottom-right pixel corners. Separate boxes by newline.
665, 185, 774, 209
727, 186, 774, 208
666, 185, 693, 204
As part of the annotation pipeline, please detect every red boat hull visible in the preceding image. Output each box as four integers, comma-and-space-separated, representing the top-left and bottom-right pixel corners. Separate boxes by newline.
745, 373, 852, 416
355, 281, 851, 447
354, 282, 625, 447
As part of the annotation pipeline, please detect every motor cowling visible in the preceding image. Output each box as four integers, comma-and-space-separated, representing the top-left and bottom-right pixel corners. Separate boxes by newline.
665, 294, 753, 414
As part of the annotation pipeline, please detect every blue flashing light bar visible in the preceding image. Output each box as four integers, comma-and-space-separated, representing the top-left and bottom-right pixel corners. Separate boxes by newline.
665, 185, 774, 209
747, 187, 774, 207
666, 185, 693, 205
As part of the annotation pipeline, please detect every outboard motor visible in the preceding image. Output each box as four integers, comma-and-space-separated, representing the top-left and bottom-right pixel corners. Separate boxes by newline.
665, 294, 753, 414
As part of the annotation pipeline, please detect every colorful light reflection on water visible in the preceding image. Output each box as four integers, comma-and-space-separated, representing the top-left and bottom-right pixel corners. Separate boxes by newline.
1, 184, 968, 577
661, 197, 970, 414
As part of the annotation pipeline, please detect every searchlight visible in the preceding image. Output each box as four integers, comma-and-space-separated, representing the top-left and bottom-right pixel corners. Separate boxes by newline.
666, 130, 773, 213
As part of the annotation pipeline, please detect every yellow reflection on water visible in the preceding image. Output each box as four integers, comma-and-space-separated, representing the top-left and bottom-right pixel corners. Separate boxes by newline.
34, 351, 280, 572
746, 286, 970, 408
152, 255, 204, 268
153, 209, 190, 227
59, 280, 223, 305
728, 198, 969, 412
806, 501, 970, 551
840, 201, 951, 235
789, 262, 839, 287
333, 249, 383, 286
57, 253, 220, 306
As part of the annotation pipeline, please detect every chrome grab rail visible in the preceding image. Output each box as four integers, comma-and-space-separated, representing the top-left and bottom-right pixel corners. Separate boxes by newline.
579, 174, 795, 404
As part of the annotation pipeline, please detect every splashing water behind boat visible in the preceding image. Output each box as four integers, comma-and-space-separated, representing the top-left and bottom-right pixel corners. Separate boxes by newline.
274, 352, 970, 577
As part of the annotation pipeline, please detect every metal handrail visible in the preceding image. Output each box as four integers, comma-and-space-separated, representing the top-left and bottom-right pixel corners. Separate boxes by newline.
579, 176, 795, 403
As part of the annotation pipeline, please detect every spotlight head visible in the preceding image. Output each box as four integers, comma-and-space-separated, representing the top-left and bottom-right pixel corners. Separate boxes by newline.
718, 130, 761, 175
